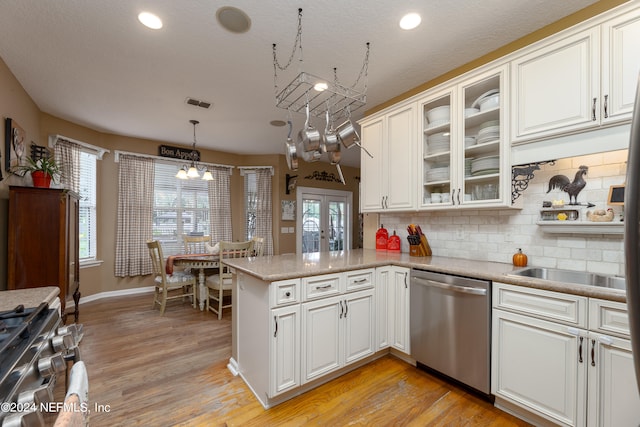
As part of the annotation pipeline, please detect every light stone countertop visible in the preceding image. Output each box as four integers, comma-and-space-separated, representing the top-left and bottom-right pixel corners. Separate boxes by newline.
0, 286, 60, 311
224, 249, 628, 303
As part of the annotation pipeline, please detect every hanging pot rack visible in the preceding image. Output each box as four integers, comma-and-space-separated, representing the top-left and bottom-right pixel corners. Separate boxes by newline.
272, 8, 370, 121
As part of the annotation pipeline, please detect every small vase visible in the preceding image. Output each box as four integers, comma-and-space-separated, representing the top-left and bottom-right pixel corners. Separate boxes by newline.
31, 170, 52, 188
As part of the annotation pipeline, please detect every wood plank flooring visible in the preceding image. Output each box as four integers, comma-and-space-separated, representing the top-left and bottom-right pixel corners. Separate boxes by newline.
77, 293, 532, 426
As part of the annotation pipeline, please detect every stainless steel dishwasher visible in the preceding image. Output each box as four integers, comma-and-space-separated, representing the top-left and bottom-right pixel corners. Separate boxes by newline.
410, 268, 491, 397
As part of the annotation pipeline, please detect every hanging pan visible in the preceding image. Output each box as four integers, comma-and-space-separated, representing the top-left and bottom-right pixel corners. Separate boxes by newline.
298, 103, 321, 152
336, 109, 373, 158
285, 119, 298, 171
323, 110, 340, 153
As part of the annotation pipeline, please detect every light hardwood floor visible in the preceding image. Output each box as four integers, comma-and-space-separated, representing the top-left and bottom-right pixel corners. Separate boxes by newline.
77, 293, 532, 426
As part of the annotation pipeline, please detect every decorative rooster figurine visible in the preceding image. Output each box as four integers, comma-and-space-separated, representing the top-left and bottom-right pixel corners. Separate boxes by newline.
546, 165, 588, 205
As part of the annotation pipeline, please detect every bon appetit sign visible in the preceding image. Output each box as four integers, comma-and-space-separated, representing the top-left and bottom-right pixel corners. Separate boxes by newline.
158, 144, 200, 161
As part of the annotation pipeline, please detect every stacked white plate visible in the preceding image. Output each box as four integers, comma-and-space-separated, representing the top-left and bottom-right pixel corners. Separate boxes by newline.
477, 120, 500, 144
471, 155, 499, 176
464, 136, 476, 148
465, 158, 473, 177
428, 132, 450, 154
425, 165, 449, 182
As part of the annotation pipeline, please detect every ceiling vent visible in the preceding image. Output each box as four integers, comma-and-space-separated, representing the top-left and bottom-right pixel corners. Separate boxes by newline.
186, 97, 212, 109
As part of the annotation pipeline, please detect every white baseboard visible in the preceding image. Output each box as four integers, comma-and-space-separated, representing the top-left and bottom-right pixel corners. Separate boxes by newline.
79, 286, 154, 304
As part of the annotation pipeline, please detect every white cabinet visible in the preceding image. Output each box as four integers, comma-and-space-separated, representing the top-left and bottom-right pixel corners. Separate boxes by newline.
301, 289, 375, 384
418, 65, 511, 209
511, 7, 640, 143
492, 283, 640, 426
360, 102, 417, 212
270, 304, 300, 396
375, 266, 410, 354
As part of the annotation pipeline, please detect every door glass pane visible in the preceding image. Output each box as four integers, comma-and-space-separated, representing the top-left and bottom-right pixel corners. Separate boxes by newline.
302, 199, 321, 253
328, 201, 345, 251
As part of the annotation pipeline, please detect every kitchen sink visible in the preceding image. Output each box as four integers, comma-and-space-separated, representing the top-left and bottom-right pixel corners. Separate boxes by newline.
507, 267, 626, 290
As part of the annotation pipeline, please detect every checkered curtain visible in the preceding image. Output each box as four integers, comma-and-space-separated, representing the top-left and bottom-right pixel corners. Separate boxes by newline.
208, 166, 232, 244
254, 168, 273, 255
53, 138, 81, 192
115, 155, 155, 277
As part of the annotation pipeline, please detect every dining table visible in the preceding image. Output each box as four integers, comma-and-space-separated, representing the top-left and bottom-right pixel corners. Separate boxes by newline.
168, 254, 220, 311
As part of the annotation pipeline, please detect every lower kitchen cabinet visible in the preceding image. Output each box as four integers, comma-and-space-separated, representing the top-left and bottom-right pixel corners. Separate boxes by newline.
301, 289, 375, 384
492, 283, 640, 426
270, 305, 301, 396
375, 266, 410, 354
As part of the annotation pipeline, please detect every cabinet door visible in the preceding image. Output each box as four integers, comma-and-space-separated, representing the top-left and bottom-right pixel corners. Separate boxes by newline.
360, 117, 384, 212
587, 333, 640, 427
389, 267, 410, 354
375, 267, 391, 349
492, 310, 586, 426
301, 296, 342, 383
385, 104, 417, 211
601, 9, 640, 123
269, 305, 300, 397
511, 28, 600, 142
343, 289, 375, 365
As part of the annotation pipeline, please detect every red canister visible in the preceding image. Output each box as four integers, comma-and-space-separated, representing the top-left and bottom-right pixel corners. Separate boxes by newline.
387, 231, 401, 252
376, 224, 388, 251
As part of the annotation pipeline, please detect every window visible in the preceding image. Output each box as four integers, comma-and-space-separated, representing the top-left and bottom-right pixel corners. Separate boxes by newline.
244, 171, 257, 240
78, 152, 97, 262
152, 161, 209, 256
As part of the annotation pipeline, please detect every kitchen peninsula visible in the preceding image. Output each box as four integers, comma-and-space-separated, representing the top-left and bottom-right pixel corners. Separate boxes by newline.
224, 249, 629, 413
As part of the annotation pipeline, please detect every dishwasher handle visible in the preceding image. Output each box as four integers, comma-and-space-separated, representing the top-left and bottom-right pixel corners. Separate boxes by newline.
412, 276, 487, 296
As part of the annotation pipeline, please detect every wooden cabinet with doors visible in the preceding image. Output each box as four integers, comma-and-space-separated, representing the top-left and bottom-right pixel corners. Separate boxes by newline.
359, 102, 417, 212
7, 186, 80, 323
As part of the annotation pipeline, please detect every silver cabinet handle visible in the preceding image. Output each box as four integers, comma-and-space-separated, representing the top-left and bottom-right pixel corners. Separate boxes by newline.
456, 188, 461, 205
604, 94, 609, 118
352, 278, 368, 284
592, 97, 597, 121
339, 300, 344, 318
344, 300, 348, 318
591, 339, 596, 367
404, 272, 408, 289
578, 336, 583, 363
315, 284, 332, 290
412, 277, 487, 295
274, 315, 278, 337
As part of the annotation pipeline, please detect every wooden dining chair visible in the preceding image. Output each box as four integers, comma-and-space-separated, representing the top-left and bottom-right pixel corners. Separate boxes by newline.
251, 236, 265, 256
206, 240, 253, 319
147, 240, 196, 315
183, 234, 211, 254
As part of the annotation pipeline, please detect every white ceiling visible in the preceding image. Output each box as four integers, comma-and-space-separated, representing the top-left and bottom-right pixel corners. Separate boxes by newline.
0, 0, 598, 167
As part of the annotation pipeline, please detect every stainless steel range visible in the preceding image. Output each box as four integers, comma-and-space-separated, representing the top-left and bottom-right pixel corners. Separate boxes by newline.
0, 303, 83, 426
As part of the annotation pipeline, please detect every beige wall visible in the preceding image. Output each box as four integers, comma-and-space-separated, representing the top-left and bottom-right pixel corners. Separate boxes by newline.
1, 54, 360, 295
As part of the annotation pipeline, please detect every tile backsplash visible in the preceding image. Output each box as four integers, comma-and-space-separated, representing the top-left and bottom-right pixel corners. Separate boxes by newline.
379, 150, 628, 276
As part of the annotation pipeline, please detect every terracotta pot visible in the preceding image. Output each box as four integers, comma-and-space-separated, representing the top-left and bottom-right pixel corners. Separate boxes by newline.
31, 170, 52, 188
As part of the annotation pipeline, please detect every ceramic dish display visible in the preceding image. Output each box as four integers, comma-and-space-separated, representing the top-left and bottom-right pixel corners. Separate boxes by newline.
465, 107, 480, 117
425, 119, 449, 130
471, 89, 499, 109
425, 165, 449, 182
464, 136, 476, 147
479, 93, 500, 111
425, 105, 450, 123
471, 155, 499, 175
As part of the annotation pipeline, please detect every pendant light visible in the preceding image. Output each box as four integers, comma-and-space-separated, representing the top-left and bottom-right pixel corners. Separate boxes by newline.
176, 120, 213, 180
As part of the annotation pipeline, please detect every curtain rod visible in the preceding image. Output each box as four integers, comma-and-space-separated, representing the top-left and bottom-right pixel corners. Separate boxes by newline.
238, 166, 274, 176
113, 149, 235, 171
48, 134, 110, 160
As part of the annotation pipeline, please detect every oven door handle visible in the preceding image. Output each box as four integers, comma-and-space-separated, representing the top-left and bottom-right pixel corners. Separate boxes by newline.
412, 277, 487, 296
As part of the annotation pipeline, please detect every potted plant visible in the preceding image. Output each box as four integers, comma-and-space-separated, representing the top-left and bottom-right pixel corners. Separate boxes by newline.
17, 155, 62, 188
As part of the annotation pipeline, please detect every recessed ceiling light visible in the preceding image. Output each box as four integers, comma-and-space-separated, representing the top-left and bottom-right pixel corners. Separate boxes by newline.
270, 120, 286, 127
138, 12, 163, 29
399, 13, 421, 30
216, 7, 251, 34
314, 82, 328, 92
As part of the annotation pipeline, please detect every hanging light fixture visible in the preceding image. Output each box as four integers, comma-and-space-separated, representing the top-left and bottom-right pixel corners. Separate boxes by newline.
176, 120, 214, 180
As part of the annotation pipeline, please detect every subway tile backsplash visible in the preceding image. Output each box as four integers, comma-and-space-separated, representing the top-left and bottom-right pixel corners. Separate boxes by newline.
380, 150, 627, 276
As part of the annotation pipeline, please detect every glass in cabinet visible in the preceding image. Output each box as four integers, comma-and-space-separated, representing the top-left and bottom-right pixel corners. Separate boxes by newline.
420, 66, 506, 208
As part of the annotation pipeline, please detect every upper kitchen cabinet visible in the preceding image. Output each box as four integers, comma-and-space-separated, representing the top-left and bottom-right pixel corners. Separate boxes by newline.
360, 102, 417, 212
419, 65, 511, 209
511, 6, 640, 144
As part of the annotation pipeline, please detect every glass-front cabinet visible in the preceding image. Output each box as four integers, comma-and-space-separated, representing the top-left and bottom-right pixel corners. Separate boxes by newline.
419, 65, 510, 209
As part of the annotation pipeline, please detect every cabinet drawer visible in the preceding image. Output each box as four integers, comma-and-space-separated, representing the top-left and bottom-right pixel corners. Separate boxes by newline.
589, 298, 630, 338
270, 279, 300, 308
303, 273, 342, 301
493, 282, 587, 328
344, 268, 374, 292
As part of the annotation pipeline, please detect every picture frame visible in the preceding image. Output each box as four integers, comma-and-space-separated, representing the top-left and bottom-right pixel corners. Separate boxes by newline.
4, 117, 27, 176
281, 200, 295, 221
608, 184, 625, 206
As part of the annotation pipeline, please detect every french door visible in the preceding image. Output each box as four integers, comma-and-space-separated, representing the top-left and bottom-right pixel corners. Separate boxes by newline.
296, 187, 352, 254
